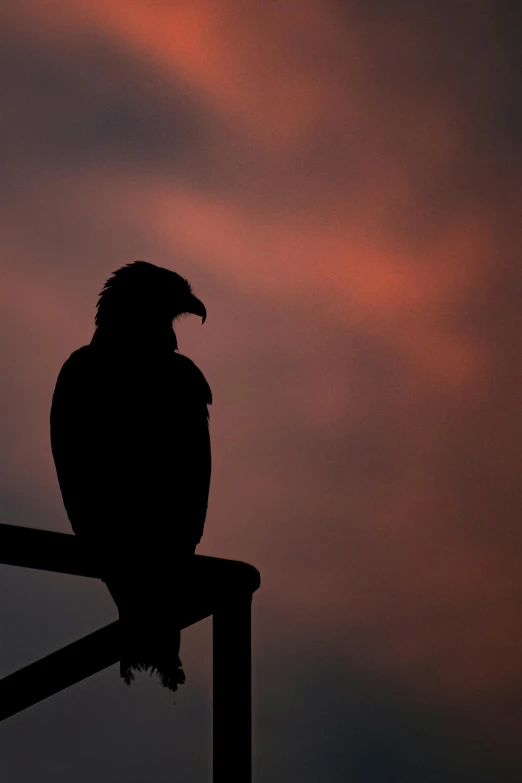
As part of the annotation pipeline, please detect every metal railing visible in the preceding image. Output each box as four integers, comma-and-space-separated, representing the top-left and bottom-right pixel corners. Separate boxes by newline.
0, 523, 260, 782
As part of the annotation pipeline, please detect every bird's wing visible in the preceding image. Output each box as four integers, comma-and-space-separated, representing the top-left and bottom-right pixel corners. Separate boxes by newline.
50, 346, 100, 537
50, 346, 212, 561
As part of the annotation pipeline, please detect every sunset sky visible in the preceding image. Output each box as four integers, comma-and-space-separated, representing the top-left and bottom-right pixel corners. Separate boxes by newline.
1, 1, 521, 780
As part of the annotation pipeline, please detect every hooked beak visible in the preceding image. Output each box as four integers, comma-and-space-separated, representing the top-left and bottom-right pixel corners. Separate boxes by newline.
185, 293, 207, 324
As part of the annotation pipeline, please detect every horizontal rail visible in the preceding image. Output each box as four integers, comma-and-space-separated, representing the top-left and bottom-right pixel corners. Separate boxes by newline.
0, 523, 100, 578
0, 524, 260, 594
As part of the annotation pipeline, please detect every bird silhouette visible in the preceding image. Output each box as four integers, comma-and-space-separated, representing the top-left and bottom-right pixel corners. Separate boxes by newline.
50, 261, 211, 692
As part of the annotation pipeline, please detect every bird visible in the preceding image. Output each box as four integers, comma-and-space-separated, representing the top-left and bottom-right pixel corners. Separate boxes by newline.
50, 261, 211, 693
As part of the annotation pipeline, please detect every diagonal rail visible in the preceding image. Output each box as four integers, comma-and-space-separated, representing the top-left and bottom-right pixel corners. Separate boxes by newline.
0, 622, 120, 721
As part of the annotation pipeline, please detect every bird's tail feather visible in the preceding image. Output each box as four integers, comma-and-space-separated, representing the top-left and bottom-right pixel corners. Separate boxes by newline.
119, 615, 185, 694
120, 658, 186, 692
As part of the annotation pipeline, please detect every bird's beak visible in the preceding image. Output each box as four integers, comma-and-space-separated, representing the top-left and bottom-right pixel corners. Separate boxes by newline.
185, 294, 207, 324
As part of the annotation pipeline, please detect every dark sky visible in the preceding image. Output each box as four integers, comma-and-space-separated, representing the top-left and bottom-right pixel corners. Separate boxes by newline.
1, 1, 521, 780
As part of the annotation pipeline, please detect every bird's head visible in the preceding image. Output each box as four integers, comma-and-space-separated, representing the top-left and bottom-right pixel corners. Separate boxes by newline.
94, 261, 206, 340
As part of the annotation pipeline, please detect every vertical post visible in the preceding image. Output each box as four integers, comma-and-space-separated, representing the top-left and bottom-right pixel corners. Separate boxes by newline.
213, 595, 252, 783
